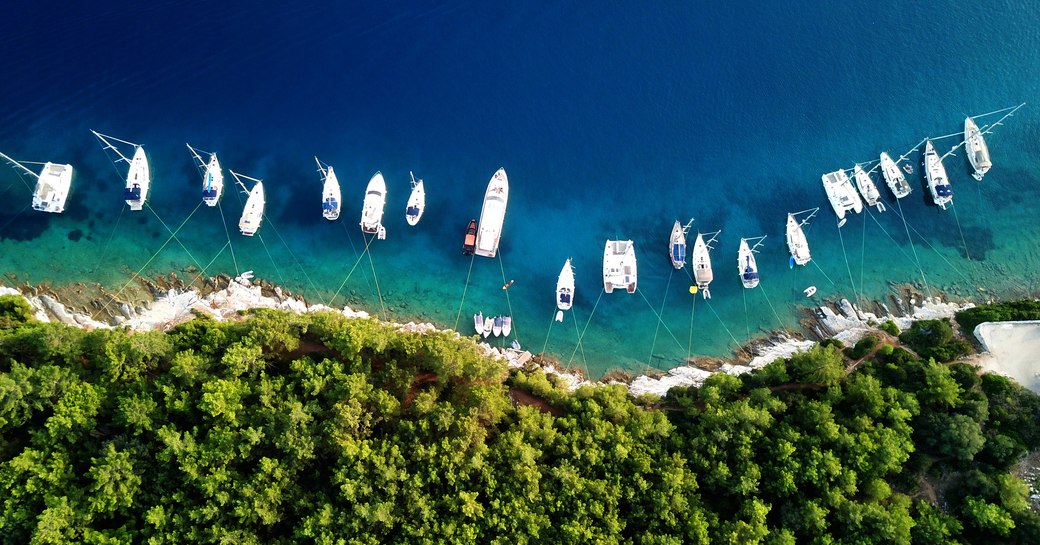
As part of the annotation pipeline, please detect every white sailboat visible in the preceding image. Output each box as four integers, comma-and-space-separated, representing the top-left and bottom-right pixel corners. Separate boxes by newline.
315, 157, 341, 221
692, 231, 719, 299
603, 240, 637, 294
737, 236, 765, 289
669, 219, 693, 269
821, 169, 862, 227
0, 152, 73, 214
923, 140, 953, 210
231, 171, 265, 236
474, 312, 484, 336
786, 208, 818, 267
555, 258, 575, 322
879, 152, 912, 199
187, 144, 224, 207
93, 131, 149, 211
964, 116, 992, 181
474, 168, 509, 258
360, 171, 387, 239
405, 171, 425, 226
853, 164, 886, 212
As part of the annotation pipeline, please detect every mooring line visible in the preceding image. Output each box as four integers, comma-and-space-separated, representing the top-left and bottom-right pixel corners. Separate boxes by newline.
569, 290, 604, 366
647, 270, 675, 372
637, 286, 685, 353
540, 307, 556, 356
365, 237, 388, 321
453, 254, 476, 331
330, 233, 375, 308
834, 218, 860, 301
705, 298, 749, 358
870, 203, 930, 297
498, 251, 518, 343
256, 233, 286, 286
756, 284, 791, 337
264, 216, 327, 306
147, 202, 207, 273
96, 204, 126, 270
216, 202, 239, 277
571, 306, 589, 375
187, 240, 230, 287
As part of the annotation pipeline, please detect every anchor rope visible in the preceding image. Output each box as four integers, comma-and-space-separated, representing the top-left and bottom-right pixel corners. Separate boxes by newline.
256, 234, 286, 285
571, 305, 589, 376
216, 202, 239, 277
453, 254, 476, 331
146, 203, 207, 273
540, 307, 556, 356
569, 289, 603, 366
888, 205, 976, 286
811, 259, 840, 289
263, 215, 327, 306
834, 217, 861, 301
498, 251, 518, 343
0, 203, 32, 233
96, 204, 126, 270
187, 240, 229, 287
869, 203, 930, 297
637, 284, 686, 354
859, 206, 868, 304
365, 235, 388, 321
705, 298, 750, 359
756, 284, 791, 337
688, 292, 696, 363
646, 269, 675, 373
329, 232, 375, 308
742, 285, 751, 343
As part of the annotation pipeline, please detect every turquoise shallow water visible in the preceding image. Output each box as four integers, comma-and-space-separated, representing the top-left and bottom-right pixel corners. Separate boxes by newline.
1, 1, 1039, 376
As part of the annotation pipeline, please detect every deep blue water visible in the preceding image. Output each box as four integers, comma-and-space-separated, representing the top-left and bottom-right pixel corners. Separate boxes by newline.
1, 1, 1039, 376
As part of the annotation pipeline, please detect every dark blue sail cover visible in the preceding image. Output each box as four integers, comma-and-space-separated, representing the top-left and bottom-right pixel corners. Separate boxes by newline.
672, 243, 685, 263
559, 292, 572, 304
743, 266, 759, 281
124, 185, 141, 201
406, 205, 420, 216
203, 188, 218, 199
936, 184, 952, 197
323, 198, 338, 211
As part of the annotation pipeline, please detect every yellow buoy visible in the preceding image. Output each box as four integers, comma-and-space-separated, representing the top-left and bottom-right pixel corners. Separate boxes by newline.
689, 286, 698, 294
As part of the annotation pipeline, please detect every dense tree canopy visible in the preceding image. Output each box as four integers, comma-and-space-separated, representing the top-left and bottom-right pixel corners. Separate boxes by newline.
1, 294, 1039, 544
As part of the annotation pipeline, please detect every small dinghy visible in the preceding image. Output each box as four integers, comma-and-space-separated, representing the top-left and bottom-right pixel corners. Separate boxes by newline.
463, 219, 477, 255
405, 171, 425, 225
493, 316, 503, 337
502, 316, 512, 337
483, 316, 493, 338
804, 286, 817, 297
474, 312, 484, 336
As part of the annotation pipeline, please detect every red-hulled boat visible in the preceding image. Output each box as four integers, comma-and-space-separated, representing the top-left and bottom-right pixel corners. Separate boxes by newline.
463, 219, 477, 255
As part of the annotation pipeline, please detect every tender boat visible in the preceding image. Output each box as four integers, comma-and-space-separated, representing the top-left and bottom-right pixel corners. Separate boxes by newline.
964, 116, 992, 181
853, 164, 886, 212
821, 169, 862, 227
923, 140, 953, 210
493, 316, 503, 337
879, 152, 912, 199
405, 171, 425, 226
502, 316, 512, 337
603, 240, 637, 294
786, 208, 818, 267
231, 171, 266, 236
483, 316, 493, 338
737, 237, 762, 289
668, 220, 688, 269
462, 219, 477, 254
556, 258, 575, 322
315, 157, 341, 221
804, 286, 817, 297
691, 232, 716, 299
0, 151, 73, 214
93, 131, 149, 211
360, 171, 387, 238
475, 168, 509, 258
187, 144, 224, 207
474, 312, 484, 336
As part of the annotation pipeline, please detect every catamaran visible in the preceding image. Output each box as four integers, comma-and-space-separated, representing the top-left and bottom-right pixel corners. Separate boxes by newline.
923, 140, 953, 210
964, 116, 992, 181
474, 168, 509, 258
692, 231, 718, 299
360, 171, 387, 239
821, 170, 862, 227
231, 171, 265, 236
669, 219, 692, 269
556, 258, 575, 322
786, 208, 818, 267
187, 144, 224, 207
603, 240, 637, 294
853, 164, 886, 212
737, 236, 764, 289
315, 157, 341, 221
406, 171, 425, 226
93, 131, 150, 211
879, 152, 912, 199
0, 152, 73, 214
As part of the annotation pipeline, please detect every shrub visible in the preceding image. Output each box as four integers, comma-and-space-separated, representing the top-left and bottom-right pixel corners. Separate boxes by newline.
879, 320, 900, 336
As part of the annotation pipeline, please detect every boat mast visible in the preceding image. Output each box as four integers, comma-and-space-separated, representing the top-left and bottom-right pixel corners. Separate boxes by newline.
699, 230, 721, 250
0, 151, 40, 179
743, 235, 767, 253
682, 218, 695, 234
314, 157, 329, 182
91, 131, 138, 163
230, 170, 262, 193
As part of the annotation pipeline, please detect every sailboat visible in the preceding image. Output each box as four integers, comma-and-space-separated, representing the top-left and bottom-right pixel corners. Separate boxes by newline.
231, 171, 265, 236
93, 131, 149, 211
474, 312, 484, 336
923, 140, 953, 210
603, 240, 637, 294
669, 219, 692, 269
964, 116, 992, 181
853, 164, 886, 212
786, 208, 818, 267
474, 168, 509, 258
315, 157, 341, 221
692, 231, 718, 299
187, 144, 224, 207
0, 151, 73, 214
405, 171, 425, 226
360, 171, 387, 239
737, 236, 765, 289
555, 258, 575, 322
879, 152, 912, 199
821, 170, 862, 227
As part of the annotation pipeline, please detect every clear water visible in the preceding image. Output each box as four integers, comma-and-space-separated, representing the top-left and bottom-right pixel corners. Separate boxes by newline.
1, 1, 1039, 377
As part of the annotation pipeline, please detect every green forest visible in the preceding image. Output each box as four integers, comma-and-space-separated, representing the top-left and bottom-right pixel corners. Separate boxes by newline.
2, 294, 1040, 544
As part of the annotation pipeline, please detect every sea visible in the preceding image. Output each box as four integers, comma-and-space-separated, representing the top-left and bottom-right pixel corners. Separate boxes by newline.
1, 1, 1039, 377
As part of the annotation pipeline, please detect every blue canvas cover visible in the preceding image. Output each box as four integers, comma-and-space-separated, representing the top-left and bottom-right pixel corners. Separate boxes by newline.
124, 185, 141, 201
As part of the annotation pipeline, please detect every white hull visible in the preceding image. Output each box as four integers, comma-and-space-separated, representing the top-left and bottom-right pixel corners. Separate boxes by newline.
737, 239, 760, 289
32, 162, 73, 214
603, 240, 637, 294
923, 140, 953, 210
474, 168, 509, 258
692, 234, 713, 299
406, 174, 425, 226
502, 316, 512, 337
821, 170, 862, 224
322, 165, 342, 221
786, 214, 811, 266
964, 117, 992, 181
125, 146, 150, 211
879, 152, 912, 199
202, 154, 224, 207
493, 317, 502, 337
853, 164, 885, 212
360, 172, 387, 236
669, 220, 686, 269
239, 181, 265, 236
474, 312, 484, 335
556, 258, 575, 320
483, 317, 493, 338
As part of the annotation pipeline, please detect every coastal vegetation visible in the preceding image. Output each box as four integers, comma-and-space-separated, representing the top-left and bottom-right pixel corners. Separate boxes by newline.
1, 294, 1040, 543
